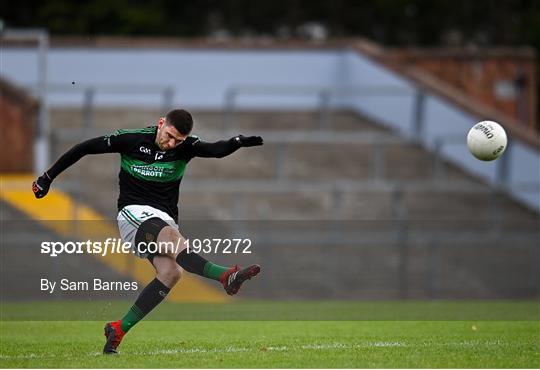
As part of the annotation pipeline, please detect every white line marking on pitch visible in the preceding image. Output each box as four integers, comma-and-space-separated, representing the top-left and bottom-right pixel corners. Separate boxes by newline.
0, 340, 510, 360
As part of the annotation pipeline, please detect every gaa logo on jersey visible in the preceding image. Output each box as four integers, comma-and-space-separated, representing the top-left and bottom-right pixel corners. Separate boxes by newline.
139, 146, 152, 155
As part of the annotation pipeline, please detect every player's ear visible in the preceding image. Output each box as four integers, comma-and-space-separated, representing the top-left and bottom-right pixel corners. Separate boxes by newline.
158, 117, 166, 128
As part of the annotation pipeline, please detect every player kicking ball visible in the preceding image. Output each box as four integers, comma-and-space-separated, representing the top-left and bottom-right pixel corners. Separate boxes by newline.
32, 109, 262, 354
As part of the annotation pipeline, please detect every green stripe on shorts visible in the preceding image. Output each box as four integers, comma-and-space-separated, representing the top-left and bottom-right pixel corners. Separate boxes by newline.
121, 209, 140, 227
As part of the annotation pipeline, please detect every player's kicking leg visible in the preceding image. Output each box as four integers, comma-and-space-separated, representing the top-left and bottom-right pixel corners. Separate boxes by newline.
103, 256, 181, 354
104, 208, 260, 354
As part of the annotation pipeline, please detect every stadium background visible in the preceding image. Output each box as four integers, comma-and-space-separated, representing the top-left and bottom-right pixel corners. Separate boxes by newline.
0, 1, 539, 367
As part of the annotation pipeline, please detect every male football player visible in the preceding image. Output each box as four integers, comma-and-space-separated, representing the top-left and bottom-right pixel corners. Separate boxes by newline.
32, 109, 262, 354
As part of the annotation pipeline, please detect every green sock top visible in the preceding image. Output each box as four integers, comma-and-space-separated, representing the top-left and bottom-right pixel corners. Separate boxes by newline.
203, 262, 229, 281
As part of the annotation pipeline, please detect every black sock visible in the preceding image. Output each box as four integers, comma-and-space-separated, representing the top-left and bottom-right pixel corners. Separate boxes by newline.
176, 249, 229, 281
120, 278, 170, 333
176, 249, 208, 275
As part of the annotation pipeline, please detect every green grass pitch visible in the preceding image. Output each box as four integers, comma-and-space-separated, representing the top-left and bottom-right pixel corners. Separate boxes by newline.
1, 301, 539, 368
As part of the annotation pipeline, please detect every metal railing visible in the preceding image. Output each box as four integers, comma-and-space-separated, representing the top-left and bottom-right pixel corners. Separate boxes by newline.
22, 83, 175, 130
223, 84, 417, 131
222, 84, 540, 210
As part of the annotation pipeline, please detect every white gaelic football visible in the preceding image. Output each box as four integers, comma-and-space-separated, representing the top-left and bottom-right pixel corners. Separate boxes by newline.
467, 121, 507, 161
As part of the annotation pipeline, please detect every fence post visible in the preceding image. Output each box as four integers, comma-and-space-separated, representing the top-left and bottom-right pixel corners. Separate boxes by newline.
223, 88, 236, 133
82, 87, 95, 130
491, 139, 511, 234
232, 192, 247, 219
495, 137, 511, 189
332, 186, 344, 218
412, 89, 426, 140
318, 88, 331, 130
275, 143, 288, 180
34, 30, 50, 175
427, 241, 439, 299
432, 137, 446, 182
489, 187, 504, 238
370, 143, 385, 181
161, 87, 174, 112
393, 188, 409, 299
531, 238, 540, 297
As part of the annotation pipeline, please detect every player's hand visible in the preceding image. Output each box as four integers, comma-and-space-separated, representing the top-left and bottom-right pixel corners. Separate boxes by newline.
32, 173, 52, 199
234, 135, 263, 147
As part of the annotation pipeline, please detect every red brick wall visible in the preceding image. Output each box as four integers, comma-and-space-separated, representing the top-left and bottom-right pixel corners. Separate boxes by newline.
390, 49, 537, 130
0, 79, 37, 172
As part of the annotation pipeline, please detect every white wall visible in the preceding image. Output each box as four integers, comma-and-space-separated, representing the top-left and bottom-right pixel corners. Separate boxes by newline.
2, 47, 343, 108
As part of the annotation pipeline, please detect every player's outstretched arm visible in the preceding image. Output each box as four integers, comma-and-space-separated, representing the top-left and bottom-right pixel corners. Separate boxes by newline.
32, 136, 112, 199
193, 135, 263, 158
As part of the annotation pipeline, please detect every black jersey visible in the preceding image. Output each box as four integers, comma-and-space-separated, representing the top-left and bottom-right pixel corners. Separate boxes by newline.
106, 126, 197, 221
47, 126, 243, 222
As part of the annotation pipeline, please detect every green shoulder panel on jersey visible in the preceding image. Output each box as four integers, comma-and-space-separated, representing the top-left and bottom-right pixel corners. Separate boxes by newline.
111, 127, 157, 136
120, 155, 187, 182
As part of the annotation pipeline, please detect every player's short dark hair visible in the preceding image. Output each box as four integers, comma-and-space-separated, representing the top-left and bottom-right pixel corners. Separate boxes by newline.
165, 109, 193, 135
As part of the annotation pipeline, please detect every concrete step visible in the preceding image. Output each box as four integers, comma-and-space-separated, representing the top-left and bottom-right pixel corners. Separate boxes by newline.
50, 108, 389, 132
